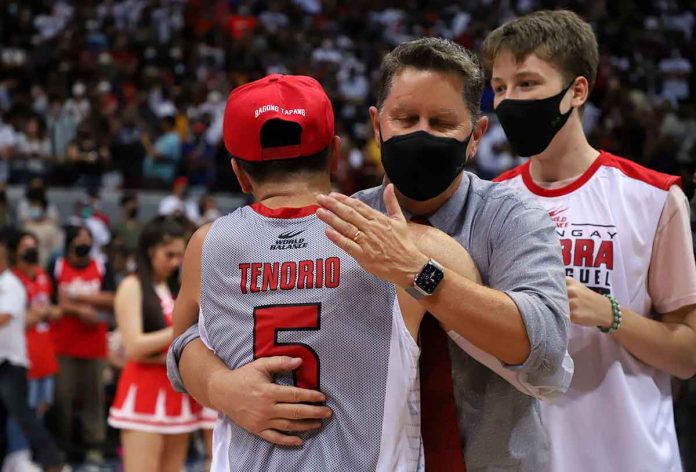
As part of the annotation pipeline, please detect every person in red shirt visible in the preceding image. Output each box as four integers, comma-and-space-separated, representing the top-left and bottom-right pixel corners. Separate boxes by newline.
108, 217, 205, 471
10, 231, 61, 409
3, 231, 63, 471
49, 226, 115, 465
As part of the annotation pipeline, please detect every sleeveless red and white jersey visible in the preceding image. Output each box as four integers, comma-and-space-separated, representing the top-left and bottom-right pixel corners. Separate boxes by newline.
51, 257, 108, 359
199, 202, 422, 472
12, 267, 58, 379
495, 151, 682, 472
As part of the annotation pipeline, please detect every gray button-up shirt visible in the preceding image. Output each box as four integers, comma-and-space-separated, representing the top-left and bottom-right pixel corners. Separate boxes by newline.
168, 172, 571, 472
354, 173, 571, 472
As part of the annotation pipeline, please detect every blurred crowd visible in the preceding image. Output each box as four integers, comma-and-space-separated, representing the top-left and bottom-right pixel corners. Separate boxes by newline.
0, 0, 695, 469
0, 178, 215, 471
0, 0, 693, 197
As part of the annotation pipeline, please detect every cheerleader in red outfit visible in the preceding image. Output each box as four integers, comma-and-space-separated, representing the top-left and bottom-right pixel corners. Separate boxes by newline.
109, 217, 201, 471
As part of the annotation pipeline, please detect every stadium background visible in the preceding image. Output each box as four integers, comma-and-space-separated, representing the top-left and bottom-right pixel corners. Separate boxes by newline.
0, 0, 694, 470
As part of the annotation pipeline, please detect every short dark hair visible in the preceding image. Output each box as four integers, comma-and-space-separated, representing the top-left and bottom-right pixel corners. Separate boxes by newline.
235, 147, 331, 183
64, 225, 92, 253
481, 10, 599, 91
232, 118, 331, 183
6, 230, 37, 265
377, 37, 485, 123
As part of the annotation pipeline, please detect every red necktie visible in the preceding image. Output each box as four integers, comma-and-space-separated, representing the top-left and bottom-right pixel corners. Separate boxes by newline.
412, 217, 466, 470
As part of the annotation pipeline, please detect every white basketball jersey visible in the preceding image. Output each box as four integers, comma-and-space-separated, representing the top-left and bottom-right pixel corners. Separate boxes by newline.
496, 151, 682, 472
199, 202, 423, 472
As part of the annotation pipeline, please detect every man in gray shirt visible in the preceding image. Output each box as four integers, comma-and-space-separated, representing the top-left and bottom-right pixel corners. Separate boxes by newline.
168, 38, 571, 471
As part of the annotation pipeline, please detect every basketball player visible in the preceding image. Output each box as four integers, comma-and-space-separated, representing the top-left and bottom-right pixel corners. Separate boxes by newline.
170, 74, 481, 470
484, 10, 696, 471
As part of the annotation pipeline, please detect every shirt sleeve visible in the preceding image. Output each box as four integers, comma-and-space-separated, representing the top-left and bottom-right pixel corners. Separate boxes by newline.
0, 277, 26, 319
487, 196, 573, 399
166, 323, 200, 394
648, 185, 696, 313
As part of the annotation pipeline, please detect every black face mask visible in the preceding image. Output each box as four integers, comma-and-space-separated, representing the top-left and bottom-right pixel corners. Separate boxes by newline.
494, 81, 574, 157
20, 248, 39, 265
74, 244, 91, 258
380, 130, 471, 202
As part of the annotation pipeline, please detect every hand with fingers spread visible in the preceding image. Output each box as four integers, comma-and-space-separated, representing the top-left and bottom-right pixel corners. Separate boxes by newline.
316, 183, 429, 288
207, 356, 332, 447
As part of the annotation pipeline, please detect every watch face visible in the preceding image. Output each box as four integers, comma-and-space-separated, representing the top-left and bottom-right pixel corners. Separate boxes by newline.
415, 262, 444, 294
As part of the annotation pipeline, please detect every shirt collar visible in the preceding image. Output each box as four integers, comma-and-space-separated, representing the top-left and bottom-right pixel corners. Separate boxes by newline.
378, 173, 471, 235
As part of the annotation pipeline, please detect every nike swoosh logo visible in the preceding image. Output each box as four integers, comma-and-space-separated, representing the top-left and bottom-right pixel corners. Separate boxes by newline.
278, 230, 304, 239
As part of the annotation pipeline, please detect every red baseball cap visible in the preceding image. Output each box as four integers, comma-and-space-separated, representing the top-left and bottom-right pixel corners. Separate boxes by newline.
223, 74, 335, 162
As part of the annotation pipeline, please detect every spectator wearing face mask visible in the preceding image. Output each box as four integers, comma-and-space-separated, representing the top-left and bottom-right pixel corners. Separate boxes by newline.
17, 179, 59, 226
0, 232, 64, 472
68, 197, 111, 260
48, 226, 115, 466
22, 189, 63, 268
3, 231, 62, 471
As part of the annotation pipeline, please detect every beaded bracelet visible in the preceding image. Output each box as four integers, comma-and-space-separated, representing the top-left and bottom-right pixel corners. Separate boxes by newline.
598, 294, 622, 333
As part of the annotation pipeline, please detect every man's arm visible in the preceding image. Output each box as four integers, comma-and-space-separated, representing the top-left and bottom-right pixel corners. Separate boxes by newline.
172, 223, 210, 337
167, 223, 332, 446
0, 313, 11, 327
405, 223, 556, 398
567, 187, 696, 379
25, 304, 48, 327
317, 184, 571, 389
569, 280, 696, 379
318, 185, 530, 364
67, 292, 114, 309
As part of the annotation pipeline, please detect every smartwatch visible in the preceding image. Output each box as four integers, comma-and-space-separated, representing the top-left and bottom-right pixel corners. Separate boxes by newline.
405, 258, 445, 300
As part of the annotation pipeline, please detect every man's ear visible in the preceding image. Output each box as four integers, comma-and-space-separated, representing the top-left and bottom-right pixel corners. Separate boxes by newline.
466, 116, 489, 160
570, 76, 590, 109
328, 136, 342, 173
231, 158, 253, 194
369, 106, 381, 149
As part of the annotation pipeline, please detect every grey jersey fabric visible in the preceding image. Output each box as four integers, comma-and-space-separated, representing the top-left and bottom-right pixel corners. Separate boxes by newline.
354, 173, 571, 472
198, 205, 398, 471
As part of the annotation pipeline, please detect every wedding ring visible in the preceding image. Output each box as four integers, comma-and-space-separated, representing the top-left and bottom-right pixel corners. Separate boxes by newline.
352, 230, 362, 242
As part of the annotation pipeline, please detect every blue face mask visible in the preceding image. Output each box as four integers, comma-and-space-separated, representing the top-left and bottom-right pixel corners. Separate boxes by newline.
29, 207, 43, 221
80, 207, 93, 219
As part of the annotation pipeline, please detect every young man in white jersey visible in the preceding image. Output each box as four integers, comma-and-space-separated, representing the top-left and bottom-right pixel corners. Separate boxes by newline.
168, 74, 480, 471
485, 10, 696, 471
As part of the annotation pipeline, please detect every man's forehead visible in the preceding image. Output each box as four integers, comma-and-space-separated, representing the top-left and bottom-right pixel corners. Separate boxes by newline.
384, 68, 469, 112
491, 51, 559, 79
390, 102, 461, 116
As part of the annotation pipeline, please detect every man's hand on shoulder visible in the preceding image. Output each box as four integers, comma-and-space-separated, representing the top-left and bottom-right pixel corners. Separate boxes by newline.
316, 183, 428, 288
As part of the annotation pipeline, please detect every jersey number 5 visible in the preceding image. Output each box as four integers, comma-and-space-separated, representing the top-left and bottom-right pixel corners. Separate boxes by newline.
253, 303, 321, 390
